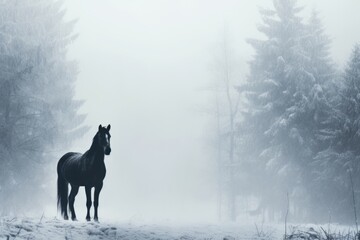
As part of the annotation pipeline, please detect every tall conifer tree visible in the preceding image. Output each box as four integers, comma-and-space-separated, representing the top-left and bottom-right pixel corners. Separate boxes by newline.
0, 0, 88, 213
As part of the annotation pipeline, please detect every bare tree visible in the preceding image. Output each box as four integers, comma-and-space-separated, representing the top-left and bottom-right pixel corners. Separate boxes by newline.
210, 28, 241, 221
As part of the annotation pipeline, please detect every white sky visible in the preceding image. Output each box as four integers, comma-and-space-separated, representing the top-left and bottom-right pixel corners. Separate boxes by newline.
59, 0, 360, 222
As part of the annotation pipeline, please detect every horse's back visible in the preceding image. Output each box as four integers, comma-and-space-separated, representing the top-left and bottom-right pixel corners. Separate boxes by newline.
57, 152, 83, 183
58, 152, 81, 169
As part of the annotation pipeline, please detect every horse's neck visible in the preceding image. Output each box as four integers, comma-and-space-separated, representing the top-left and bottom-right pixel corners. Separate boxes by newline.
87, 140, 105, 166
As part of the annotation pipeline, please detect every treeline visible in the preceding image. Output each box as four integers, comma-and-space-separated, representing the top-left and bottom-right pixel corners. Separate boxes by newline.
216, 0, 360, 223
0, 0, 87, 214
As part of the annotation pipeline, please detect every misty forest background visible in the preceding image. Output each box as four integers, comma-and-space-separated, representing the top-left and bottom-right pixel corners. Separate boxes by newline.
1, 0, 360, 224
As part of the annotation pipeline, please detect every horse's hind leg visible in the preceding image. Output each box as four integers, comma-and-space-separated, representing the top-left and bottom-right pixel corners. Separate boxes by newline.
94, 182, 103, 222
69, 184, 79, 221
85, 186, 92, 221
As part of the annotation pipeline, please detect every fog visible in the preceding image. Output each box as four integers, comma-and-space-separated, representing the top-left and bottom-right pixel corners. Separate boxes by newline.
57, 0, 360, 223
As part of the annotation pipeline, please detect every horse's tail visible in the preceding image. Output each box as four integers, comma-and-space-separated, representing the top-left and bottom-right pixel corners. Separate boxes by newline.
57, 157, 68, 219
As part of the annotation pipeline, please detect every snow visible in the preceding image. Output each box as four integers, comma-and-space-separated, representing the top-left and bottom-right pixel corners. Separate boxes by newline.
0, 217, 286, 240
0, 217, 358, 239
264, 79, 281, 87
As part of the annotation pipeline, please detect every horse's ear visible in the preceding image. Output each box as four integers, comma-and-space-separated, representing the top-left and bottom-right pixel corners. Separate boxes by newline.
107, 124, 111, 131
98, 124, 102, 131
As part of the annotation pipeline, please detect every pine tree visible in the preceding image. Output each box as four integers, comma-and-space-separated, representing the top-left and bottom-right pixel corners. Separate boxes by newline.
295, 11, 339, 221
236, 0, 341, 220
0, 0, 88, 213
237, 0, 310, 219
313, 44, 360, 222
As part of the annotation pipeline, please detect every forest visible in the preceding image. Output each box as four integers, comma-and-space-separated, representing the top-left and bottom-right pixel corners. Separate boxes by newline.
214, 0, 360, 224
0, 0, 360, 233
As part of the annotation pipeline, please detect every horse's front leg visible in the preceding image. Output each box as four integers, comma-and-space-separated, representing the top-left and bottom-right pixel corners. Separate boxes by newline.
85, 186, 92, 221
69, 184, 79, 221
94, 182, 103, 222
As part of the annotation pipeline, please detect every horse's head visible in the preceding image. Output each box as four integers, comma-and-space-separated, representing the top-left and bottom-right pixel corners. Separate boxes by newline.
97, 124, 111, 155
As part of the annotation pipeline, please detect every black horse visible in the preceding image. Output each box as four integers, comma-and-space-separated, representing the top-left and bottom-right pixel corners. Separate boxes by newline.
57, 124, 111, 221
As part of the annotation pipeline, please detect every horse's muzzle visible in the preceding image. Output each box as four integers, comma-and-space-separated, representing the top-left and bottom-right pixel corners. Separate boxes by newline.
105, 147, 111, 155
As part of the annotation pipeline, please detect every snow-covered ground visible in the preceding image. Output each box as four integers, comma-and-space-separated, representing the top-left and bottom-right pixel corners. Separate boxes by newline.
0, 217, 356, 240
0, 217, 285, 240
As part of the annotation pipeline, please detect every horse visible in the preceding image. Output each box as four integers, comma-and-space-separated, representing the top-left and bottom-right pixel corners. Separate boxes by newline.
57, 124, 111, 222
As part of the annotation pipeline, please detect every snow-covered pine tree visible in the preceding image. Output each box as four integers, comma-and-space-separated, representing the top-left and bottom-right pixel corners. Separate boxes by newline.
237, 0, 338, 220
296, 11, 339, 221
237, 0, 309, 220
314, 44, 360, 222
0, 0, 88, 214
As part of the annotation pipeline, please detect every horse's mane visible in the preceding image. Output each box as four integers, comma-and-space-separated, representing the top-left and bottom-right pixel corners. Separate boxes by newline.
89, 132, 99, 151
